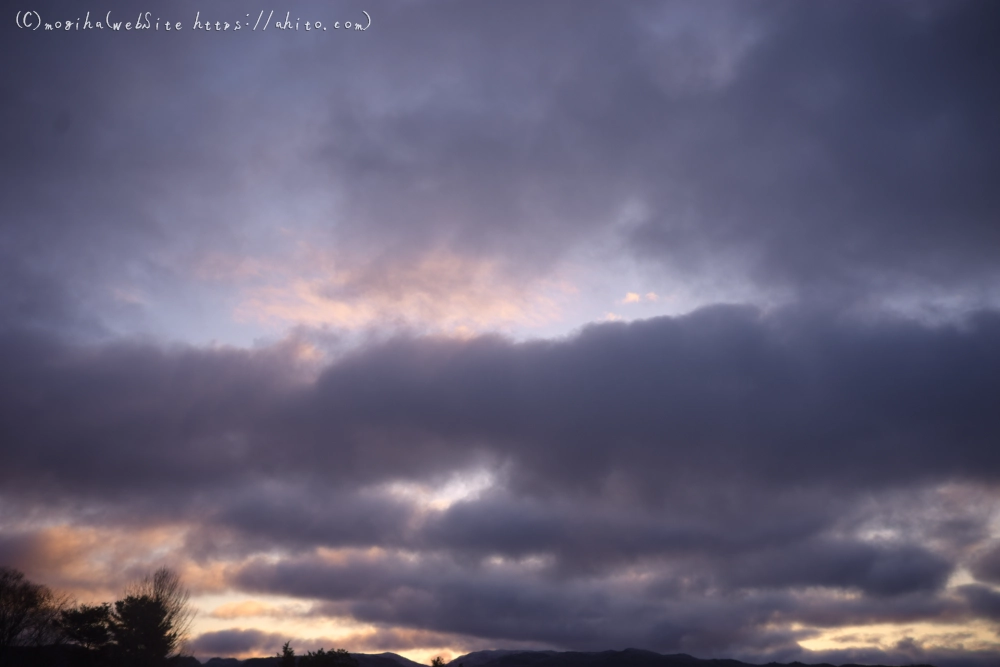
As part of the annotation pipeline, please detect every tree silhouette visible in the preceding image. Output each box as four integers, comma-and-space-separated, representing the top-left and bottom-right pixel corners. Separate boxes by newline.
300, 647, 359, 667
121, 567, 193, 653
432, 657, 446, 667
60, 603, 112, 651
278, 640, 296, 667
1, 566, 196, 666
104, 567, 193, 666
111, 593, 175, 665
0, 566, 66, 664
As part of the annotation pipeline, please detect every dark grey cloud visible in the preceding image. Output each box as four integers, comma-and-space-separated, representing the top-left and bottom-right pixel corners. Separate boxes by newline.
271, 305, 1000, 497
0, 531, 46, 571
1, 0, 367, 337
626, 1, 1000, 300
294, 0, 1000, 304
721, 540, 953, 598
0, 330, 300, 501
957, 584, 1000, 622
230, 549, 988, 661
188, 628, 287, 658
969, 542, 1000, 585
204, 487, 419, 554
6, 305, 999, 506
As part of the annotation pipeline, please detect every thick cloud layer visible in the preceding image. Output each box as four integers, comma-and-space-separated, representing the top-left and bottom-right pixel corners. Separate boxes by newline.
4, 307, 1000, 499
2, 307, 1000, 663
3, 1, 1000, 665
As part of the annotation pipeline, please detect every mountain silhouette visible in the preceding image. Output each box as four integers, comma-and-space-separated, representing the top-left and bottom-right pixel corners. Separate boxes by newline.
443, 649, 936, 667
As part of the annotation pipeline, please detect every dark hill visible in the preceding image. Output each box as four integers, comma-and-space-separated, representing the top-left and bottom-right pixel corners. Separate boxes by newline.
445, 649, 937, 667
199, 652, 431, 667
357, 653, 428, 667
450, 651, 559, 667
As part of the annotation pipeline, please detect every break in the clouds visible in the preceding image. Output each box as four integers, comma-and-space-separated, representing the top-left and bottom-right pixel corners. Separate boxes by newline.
2, 1, 1000, 666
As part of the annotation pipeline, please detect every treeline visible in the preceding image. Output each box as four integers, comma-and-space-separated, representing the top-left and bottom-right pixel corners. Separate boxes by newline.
1, 566, 364, 667
276, 641, 361, 667
1, 565, 195, 666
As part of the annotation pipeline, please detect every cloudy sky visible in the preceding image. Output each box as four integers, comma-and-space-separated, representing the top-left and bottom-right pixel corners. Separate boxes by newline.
3, 1, 1000, 665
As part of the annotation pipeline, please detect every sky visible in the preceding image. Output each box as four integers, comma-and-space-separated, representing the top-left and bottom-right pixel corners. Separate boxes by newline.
2, 1, 1000, 665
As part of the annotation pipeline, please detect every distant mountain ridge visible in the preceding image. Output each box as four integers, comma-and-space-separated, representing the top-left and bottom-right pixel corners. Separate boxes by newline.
201, 652, 427, 667
449, 651, 559, 667
374, 653, 422, 663
360, 652, 431, 667
443, 648, 937, 667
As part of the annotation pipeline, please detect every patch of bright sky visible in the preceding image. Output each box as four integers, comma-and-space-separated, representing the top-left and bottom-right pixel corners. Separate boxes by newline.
89, 185, 999, 353
378, 467, 496, 512
85, 185, 790, 349
799, 620, 1000, 654
96, 263, 787, 351
945, 567, 978, 589
190, 591, 353, 636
